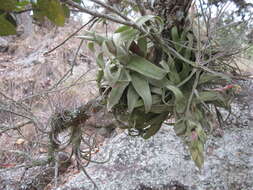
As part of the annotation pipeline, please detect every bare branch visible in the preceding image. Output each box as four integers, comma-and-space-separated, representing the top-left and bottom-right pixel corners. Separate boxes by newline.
90, 0, 130, 21
63, 0, 136, 28
44, 17, 97, 55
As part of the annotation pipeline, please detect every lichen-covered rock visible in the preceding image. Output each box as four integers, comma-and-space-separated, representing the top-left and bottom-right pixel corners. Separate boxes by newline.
0, 152, 71, 190
56, 125, 253, 190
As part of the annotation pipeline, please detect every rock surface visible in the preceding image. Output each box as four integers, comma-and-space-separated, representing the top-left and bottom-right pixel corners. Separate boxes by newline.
57, 126, 253, 190
0, 37, 8, 52
56, 80, 253, 190
0, 152, 71, 190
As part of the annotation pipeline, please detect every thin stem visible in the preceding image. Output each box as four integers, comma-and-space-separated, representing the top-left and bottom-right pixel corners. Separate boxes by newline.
90, 0, 130, 21
44, 16, 97, 55
63, 0, 136, 28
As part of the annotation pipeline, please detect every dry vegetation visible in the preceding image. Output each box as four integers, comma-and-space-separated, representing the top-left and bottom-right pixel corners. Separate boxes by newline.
0, 18, 107, 172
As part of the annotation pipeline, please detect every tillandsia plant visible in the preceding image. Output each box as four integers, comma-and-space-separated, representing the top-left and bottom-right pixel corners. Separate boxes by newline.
0, 0, 245, 174
78, 15, 240, 168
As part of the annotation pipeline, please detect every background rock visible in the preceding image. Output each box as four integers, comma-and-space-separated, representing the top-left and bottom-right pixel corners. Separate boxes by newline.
0, 37, 8, 52
57, 124, 253, 190
0, 152, 71, 190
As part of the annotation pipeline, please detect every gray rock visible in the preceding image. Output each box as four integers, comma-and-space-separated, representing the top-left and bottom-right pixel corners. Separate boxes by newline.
0, 152, 71, 190
0, 37, 8, 52
57, 125, 253, 190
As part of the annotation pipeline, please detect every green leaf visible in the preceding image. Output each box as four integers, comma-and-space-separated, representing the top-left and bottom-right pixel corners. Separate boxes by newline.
168, 57, 181, 84
179, 62, 191, 80
184, 33, 194, 60
197, 127, 207, 143
137, 37, 147, 56
127, 84, 139, 113
171, 26, 180, 50
131, 73, 152, 113
62, 4, 70, 18
179, 34, 192, 80
166, 85, 186, 113
73, 0, 81, 3
135, 94, 161, 109
195, 91, 225, 103
151, 87, 162, 95
150, 104, 172, 114
0, 0, 16, 11
174, 119, 187, 136
107, 81, 129, 111
119, 68, 131, 82
77, 31, 106, 46
105, 40, 117, 55
104, 62, 121, 86
96, 53, 105, 68
96, 68, 104, 85
143, 123, 162, 139
136, 15, 159, 26
143, 113, 168, 139
135, 15, 164, 34
117, 28, 139, 50
198, 73, 229, 85
193, 107, 204, 121
119, 28, 139, 42
159, 60, 170, 72
37, 0, 65, 26
147, 76, 172, 88
115, 25, 131, 33
127, 55, 168, 80
190, 146, 204, 169
0, 14, 16, 36
87, 42, 95, 51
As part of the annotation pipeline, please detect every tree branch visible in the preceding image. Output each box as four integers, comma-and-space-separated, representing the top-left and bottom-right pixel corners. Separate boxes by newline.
44, 17, 97, 55
90, 0, 130, 21
62, 0, 136, 28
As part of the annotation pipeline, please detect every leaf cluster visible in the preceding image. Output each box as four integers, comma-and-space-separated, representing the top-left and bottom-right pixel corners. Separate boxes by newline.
80, 15, 238, 168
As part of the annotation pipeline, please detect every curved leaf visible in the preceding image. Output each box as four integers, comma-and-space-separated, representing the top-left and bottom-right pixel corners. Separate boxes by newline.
166, 85, 186, 113
107, 81, 129, 111
127, 56, 168, 80
96, 53, 105, 68
137, 37, 147, 56
174, 119, 187, 136
135, 15, 164, 34
131, 73, 152, 113
115, 25, 131, 33
171, 26, 180, 50
104, 61, 121, 86
143, 113, 168, 139
147, 76, 172, 88
127, 84, 139, 113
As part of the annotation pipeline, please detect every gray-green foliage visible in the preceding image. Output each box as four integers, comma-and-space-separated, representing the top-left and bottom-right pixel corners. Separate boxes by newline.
78, 15, 238, 168
0, 0, 242, 169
